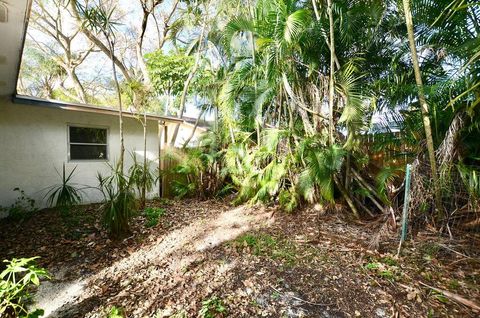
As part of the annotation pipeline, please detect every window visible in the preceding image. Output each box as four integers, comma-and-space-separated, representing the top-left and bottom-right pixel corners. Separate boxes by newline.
68, 126, 108, 161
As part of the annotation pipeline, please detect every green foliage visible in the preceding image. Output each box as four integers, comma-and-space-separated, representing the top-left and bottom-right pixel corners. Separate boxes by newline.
164, 137, 226, 199
1, 188, 37, 221
363, 256, 400, 281
76, 2, 119, 36
107, 306, 124, 318
198, 296, 227, 318
298, 143, 346, 203
233, 233, 297, 264
97, 165, 137, 237
128, 153, 156, 197
44, 164, 83, 210
144, 207, 166, 227
145, 51, 194, 96
457, 163, 480, 204
0, 257, 50, 317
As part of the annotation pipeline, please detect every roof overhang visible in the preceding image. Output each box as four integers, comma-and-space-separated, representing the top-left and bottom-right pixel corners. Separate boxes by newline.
13, 95, 184, 123
0, 0, 31, 97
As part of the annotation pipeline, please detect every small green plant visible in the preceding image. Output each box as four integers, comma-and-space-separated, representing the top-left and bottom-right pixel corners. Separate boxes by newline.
107, 306, 124, 318
1, 188, 37, 221
198, 296, 227, 318
44, 164, 83, 210
128, 152, 156, 207
0, 257, 50, 317
448, 279, 460, 290
144, 207, 166, 227
233, 233, 297, 264
97, 164, 137, 237
364, 259, 400, 281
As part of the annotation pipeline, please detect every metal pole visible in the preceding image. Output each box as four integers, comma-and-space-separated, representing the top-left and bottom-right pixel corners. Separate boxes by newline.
397, 163, 412, 257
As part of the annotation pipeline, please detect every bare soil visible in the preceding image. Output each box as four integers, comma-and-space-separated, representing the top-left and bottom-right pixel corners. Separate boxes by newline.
1, 198, 479, 317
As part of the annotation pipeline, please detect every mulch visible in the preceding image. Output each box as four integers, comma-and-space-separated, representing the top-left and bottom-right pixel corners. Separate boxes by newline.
1, 199, 479, 317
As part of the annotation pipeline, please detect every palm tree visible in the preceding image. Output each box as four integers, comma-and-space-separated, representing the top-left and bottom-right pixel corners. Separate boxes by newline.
402, 0, 443, 214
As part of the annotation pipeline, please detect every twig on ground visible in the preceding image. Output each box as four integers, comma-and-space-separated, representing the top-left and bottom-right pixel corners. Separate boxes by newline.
418, 281, 480, 312
436, 243, 470, 259
269, 285, 334, 307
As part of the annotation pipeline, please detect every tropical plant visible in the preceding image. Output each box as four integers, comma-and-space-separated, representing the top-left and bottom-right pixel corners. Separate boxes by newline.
97, 164, 137, 237
44, 163, 83, 210
76, 1, 126, 173
0, 257, 50, 318
128, 152, 156, 208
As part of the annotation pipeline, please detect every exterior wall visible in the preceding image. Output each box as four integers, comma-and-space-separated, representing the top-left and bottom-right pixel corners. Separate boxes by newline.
164, 121, 207, 148
0, 96, 162, 208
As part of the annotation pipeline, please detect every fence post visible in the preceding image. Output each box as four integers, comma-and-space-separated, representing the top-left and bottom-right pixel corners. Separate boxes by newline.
397, 163, 412, 257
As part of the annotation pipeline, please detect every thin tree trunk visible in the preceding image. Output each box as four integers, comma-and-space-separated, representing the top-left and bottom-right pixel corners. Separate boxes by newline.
182, 108, 206, 149
402, 0, 443, 214
141, 112, 147, 207
68, 68, 88, 103
334, 175, 360, 218
136, 8, 152, 86
327, 0, 336, 146
108, 38, 125, 174
311, 0, 340, 70
169, 23, 207, 147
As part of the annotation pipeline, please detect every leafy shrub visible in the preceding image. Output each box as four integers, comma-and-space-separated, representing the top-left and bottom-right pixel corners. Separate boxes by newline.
44, 164, 83, 210
0, 188, 37, 221
97, 165, 137, 237
144, 207, 166, 227
0, 257, 50, 317
198, 296, 227, 318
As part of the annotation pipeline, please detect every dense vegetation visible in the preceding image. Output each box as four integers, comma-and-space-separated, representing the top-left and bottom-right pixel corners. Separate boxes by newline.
17, 0, 480, 232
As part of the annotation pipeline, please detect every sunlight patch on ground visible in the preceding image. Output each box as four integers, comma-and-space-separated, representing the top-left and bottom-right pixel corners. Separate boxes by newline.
34, 204, 272, 317
34, 279, 87, 317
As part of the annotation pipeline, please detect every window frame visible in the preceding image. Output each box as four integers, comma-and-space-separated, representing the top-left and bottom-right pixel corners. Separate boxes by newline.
67, 124, 109, 162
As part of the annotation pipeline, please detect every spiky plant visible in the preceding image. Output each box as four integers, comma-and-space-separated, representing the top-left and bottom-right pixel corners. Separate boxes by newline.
44, 163, 83, 210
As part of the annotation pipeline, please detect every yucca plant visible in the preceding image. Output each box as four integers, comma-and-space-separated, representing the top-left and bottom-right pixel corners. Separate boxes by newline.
128, 152, 156, 208
44, 163, 83, 210
97, 164, 137, 237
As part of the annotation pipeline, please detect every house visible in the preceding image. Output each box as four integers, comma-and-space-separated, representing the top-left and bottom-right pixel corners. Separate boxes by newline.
0, 0, 206, 209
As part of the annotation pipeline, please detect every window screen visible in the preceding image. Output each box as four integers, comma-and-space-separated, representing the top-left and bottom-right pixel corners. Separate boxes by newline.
68, 126, 108, 160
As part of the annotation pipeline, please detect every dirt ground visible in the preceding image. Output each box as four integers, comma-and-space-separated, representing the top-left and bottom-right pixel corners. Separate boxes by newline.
1, 198, 479, 317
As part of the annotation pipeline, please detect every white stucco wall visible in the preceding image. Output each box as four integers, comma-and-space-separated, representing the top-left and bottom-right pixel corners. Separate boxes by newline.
165, 122, 207, 148
0, 97, 162, 209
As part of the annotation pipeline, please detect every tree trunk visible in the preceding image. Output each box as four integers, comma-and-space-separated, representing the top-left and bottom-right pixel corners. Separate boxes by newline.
108, 39, 125, 174
311, 0, 340, 70
402, 0, 443, 214
68, 68, 88, 103
70, 0, 132, 82
327, 0, 336, 146
136, 8, 152, 86
141, 112, 147, 208
182, 108, 206, 149
169, 23, 207, 147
